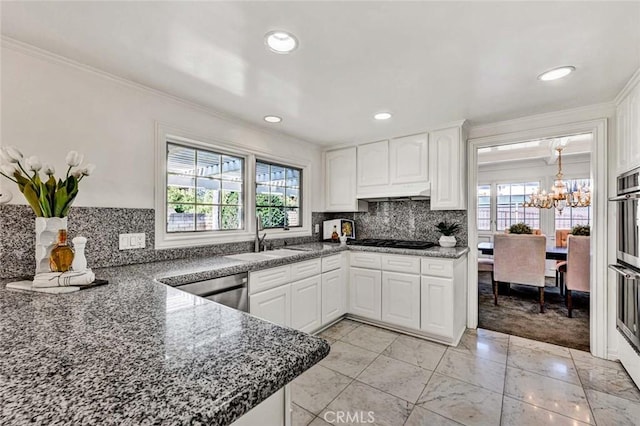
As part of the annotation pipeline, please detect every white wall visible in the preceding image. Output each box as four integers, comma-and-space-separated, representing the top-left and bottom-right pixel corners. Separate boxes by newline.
0, 42, 323, 210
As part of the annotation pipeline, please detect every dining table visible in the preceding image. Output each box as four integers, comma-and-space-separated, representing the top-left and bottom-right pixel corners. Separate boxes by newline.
477, 242, 568, 261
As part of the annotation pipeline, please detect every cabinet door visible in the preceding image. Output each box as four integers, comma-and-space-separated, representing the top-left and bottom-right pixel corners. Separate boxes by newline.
322, 269, 346, 325
349, 267, 382, 320
357, 140, 389, 187
617, 98, 629, 173
325, 147, 358, 212
291, 276, 322, 333
389, 133, 429, 184
429, 126, 466, 210
420, 276, 453, 339
629, 84, 640, 170
381, 272, 420, 329
250, 285, 291, 327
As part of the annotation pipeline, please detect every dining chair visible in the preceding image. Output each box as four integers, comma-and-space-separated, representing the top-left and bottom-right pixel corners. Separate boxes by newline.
555, 229, 570, 294
565, 235, 590, 318
478, 258, 495, 288
493, 233, 547, 312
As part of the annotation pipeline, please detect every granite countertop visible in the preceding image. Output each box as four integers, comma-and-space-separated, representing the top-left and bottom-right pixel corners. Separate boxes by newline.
0, 259, 330, 425
0, 241, 468, 425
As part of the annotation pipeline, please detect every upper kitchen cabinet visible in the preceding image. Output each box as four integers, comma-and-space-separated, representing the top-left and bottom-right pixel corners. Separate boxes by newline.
429, 121, 468, 210
325, 147, 368, 212
616, 78, 640, 174
356, 133, 430, 198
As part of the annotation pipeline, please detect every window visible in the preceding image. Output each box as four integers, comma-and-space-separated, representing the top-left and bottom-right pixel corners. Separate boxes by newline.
555, 178, 592, 229
496, 182, 540, 230
255, 160, 302, 229
477, 184, 491, 231
166, 143, 244, 232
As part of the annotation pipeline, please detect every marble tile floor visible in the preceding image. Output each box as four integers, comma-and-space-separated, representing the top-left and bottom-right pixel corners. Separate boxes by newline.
291, 319, 640, 426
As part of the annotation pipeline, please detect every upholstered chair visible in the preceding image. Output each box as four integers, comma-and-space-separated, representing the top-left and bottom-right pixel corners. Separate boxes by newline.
555, 229, 571, 293
565, 235, 590, 318
478, 258, 495, 286
493, 233, 547, 312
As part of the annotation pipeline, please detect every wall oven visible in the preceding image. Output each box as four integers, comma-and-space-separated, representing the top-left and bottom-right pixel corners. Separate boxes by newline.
609, 166, 640, 351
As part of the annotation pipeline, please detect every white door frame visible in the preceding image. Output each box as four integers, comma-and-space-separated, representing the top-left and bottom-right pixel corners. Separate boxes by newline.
466, 119, 608, 358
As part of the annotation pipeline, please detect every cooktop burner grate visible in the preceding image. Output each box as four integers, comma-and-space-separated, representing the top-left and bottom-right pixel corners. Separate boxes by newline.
348, 239, 437, 249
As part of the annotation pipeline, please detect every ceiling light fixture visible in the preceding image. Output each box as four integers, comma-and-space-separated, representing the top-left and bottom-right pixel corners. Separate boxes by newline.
538, 66, 576, 81
374, 112, 392, 120
523, 145, 591, 214
265, 30, 298, 54
264, 115, 282, 123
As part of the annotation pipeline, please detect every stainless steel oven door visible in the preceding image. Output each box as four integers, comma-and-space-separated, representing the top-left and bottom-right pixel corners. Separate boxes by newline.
610, 193, 640, 269
609, 264, 640, 351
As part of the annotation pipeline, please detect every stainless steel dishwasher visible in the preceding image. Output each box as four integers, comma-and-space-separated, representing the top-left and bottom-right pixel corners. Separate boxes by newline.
175, 273, 248, 312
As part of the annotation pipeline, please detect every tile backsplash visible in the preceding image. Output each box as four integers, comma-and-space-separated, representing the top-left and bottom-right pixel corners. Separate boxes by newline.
0, 201, 466, 279
316, 200, 468, 246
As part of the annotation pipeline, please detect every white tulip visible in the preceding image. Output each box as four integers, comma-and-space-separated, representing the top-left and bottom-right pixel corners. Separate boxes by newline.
0, 163, 17, 176
43, 164, 56, 176
71, 169, 84, 179
1, 146, 23, 163
65, 151, 84, 167
25, 156, 42, 172
81, 163, 96, 176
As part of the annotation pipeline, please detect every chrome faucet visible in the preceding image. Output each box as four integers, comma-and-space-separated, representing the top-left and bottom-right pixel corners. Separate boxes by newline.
255, 214, 267, 252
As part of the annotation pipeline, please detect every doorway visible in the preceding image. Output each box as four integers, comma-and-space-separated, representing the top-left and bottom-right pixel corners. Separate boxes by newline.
475, 135, 592, 350
466, 119, 608, 357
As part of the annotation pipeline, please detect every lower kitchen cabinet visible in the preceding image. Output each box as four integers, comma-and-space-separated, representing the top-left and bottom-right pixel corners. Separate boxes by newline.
321, 269, 346, 324
420, 276, 453, 338
250, 285, 291, 327
291, 276, 322, 333
381, 271, 420, 329
349, 267, 382, 320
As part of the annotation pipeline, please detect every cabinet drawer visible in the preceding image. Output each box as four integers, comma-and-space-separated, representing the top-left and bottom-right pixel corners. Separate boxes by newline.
350, 252, 382, 269
249, 265, 291, 295
322, 254, 342, 272
421, 258, 454, 278
382, 254, 420, 274
290, 258, 322, 282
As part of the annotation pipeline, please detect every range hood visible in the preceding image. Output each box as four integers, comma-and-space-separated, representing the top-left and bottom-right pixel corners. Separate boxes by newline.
356, 182, 431, 201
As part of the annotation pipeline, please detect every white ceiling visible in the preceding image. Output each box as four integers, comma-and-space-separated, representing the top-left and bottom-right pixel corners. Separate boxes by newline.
2, 1, 639, 146
477, 133, 592, 165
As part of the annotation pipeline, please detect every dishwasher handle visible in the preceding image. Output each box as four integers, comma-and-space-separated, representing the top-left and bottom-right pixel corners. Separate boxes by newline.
175, 273, 248, 298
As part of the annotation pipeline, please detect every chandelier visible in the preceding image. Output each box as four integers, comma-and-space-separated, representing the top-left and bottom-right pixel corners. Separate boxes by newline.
523, 146, 591, 214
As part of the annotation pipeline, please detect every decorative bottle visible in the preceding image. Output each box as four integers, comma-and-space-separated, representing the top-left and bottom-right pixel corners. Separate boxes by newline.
50, 229, 75, 273
331, 225, 339, 242
71, 236, 88, 272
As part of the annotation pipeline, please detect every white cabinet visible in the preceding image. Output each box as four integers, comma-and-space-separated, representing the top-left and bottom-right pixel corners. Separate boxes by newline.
290, 258, 322, 282
420, 276, 453, 337
249, 265, 291, 295
429, 122, 467, 210
322, 269, 346, 324
357, 140, 389, 188
389, 133, 429, 184
349, 267, 382, 320
325, 147, 367, 212
250, 285, 291, 327
616, 78, 640, 173
420, 256, 467, 343
350, 252, 382, 269
382, 272, 420, 329
355, 134, 430, 198
291, 276, 322, 333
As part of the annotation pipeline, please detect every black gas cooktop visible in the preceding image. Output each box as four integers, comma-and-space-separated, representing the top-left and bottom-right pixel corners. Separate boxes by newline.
348, 239, 437, 249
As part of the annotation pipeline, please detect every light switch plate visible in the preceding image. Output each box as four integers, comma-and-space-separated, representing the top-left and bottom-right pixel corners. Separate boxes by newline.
119, 233, 146, 250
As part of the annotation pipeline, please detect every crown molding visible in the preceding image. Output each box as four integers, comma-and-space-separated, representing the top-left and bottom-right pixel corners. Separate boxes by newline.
468, 102, 616, 140
1, 36, 323, 149
614, 67, 640, 105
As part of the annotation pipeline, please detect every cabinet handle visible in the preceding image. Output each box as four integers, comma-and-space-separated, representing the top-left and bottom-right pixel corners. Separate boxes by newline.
609, 264, 640, 279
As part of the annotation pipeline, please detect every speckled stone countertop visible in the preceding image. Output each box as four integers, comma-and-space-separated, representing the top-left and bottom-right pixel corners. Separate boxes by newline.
0, 253, 332, 425
0, 242, 468, 425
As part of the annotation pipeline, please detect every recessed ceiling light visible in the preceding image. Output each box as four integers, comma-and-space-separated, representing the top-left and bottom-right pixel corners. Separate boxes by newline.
264, 115, 282, 123
265, 31, 298, 54
374, 112, 392, 120
538, 66, 576, 81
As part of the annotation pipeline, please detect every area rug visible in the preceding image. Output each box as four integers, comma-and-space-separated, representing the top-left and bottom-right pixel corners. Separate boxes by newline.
478, 272, 590, 351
